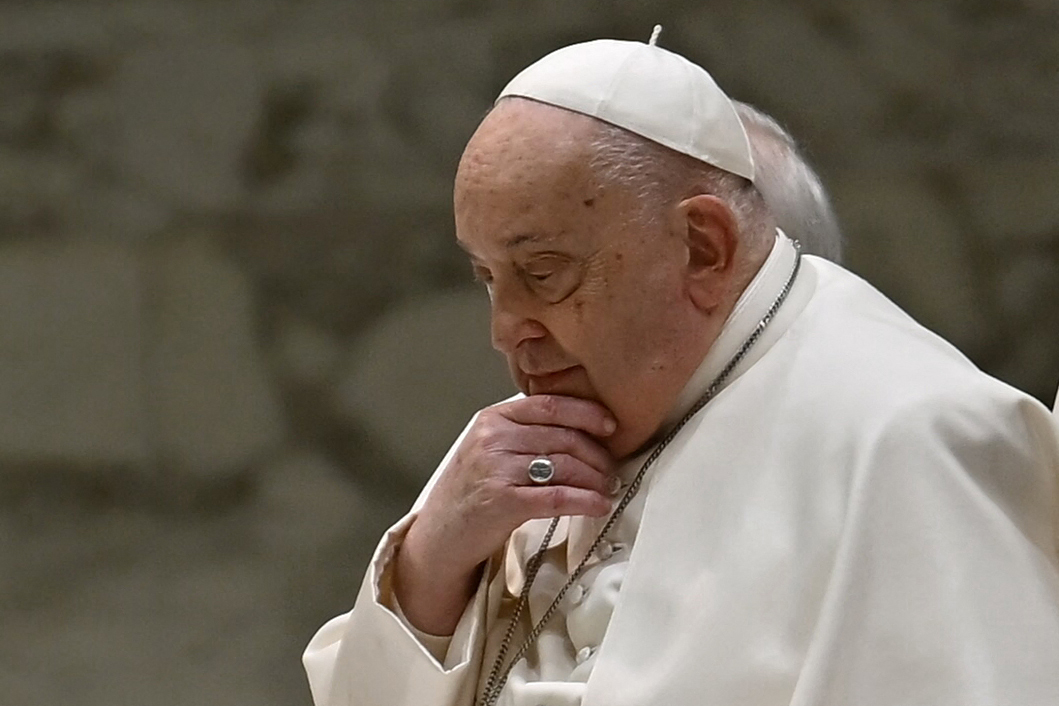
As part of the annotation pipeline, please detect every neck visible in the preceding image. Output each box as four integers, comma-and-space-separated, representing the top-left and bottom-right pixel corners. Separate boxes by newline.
659, 230, 797, 436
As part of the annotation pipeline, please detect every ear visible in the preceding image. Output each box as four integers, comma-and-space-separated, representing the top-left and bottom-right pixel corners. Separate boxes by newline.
676, 194, 740, 311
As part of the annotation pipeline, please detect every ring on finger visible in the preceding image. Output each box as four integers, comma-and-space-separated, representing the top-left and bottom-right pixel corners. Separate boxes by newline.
527, 457, 556, 485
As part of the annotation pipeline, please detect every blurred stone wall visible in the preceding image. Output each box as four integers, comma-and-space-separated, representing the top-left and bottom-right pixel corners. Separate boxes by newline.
1, 1, 1056, 705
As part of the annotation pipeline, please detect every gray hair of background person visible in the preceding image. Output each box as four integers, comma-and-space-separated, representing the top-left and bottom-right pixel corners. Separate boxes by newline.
733, 101, 844, 263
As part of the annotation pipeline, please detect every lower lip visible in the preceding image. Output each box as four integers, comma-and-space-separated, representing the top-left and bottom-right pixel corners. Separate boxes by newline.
525, 367, 580, 394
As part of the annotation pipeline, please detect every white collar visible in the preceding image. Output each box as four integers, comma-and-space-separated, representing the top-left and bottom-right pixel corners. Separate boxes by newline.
662, 229, 799, 430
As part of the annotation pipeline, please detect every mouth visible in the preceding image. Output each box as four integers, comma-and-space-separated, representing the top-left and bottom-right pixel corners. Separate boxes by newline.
523, 366, 582, 396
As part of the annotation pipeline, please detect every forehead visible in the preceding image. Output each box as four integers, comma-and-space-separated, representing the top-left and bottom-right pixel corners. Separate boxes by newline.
454, 101, 613, 253
457, 101, 600, 193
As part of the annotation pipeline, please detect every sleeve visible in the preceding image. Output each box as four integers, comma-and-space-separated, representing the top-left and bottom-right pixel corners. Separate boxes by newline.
302, 403, 523, 706
792, 390, 1059, 706
302, 512, 492, 706
391, 591, 454, 665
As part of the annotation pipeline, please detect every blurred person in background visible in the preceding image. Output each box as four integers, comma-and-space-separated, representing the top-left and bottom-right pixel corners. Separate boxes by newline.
732, 100, 844, 263
304, 31, 1059, 706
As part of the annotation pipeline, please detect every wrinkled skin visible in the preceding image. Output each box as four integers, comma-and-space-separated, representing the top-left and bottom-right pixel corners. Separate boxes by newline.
394, 99, 764, 635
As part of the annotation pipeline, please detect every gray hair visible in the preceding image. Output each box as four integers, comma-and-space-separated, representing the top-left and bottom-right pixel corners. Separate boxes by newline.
585, 119, 774, 251
732, 101, 844, 263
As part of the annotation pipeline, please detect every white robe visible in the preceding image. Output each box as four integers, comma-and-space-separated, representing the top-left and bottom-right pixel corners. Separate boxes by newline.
304, 235, 1059, 706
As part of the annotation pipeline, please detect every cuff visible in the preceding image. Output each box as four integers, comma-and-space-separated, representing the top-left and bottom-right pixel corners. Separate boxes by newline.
373, 512, 489, 672
303, 512, 491, 706
392, 591, 454, 664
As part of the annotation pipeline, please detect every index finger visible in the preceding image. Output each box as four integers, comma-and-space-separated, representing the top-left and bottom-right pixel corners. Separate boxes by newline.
497, 394, 617, 438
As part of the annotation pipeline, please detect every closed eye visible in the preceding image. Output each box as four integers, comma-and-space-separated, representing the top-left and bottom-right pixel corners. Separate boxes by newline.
519, 256, 581, 303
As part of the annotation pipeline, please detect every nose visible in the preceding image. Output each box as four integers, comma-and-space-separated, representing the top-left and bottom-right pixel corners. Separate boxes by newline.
489, 282, 547, 355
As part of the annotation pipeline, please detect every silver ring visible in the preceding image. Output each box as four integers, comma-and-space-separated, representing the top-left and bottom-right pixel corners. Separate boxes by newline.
527, 457, 555, 485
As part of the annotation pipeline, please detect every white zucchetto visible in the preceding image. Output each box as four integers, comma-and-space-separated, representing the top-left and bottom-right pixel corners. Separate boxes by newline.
497, 28, 755, 182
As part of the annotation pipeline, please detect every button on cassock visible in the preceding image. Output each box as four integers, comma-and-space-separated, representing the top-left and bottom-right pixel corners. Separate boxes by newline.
568, 584, 586, 606
596, 541, 625, 561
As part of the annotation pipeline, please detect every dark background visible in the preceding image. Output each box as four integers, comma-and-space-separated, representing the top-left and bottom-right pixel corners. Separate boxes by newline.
1, 1, 1056, 704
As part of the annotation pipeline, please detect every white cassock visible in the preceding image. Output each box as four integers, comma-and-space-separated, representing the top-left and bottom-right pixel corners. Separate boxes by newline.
304, 233, 1059, 706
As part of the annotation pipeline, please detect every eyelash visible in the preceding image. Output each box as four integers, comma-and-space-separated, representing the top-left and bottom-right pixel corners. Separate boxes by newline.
469, 263, 570, 303
471, 266, 551, 286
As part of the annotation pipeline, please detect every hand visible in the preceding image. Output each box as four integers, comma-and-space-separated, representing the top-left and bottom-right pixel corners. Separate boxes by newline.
394, 395, 618, 635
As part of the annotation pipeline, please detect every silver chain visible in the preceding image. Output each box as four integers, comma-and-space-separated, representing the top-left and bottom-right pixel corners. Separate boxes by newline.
477, 245, 802, 706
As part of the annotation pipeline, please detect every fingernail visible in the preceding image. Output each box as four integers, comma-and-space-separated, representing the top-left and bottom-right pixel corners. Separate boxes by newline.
603, 418, 617, 434
607, 476, 623, 497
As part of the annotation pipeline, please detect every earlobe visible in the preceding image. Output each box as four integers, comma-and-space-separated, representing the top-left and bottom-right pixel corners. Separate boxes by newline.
679, 194, 739, 311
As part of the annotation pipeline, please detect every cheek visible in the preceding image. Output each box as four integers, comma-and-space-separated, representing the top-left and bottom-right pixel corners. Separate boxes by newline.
565, 294, 651, 369
552, 248, 686, 368
596, 280, 689, 370
572, 295, 586, 319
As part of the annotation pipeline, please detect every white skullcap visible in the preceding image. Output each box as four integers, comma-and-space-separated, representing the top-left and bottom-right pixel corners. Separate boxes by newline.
497, 27, 755, 182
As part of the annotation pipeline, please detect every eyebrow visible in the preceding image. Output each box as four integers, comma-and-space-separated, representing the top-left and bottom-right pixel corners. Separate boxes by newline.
456, 232, 549, 256
504, 232, 545, 249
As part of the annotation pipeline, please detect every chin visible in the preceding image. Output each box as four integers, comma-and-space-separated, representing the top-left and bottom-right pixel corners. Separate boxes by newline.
608, 427, 657, 461
605, 407, 668, 460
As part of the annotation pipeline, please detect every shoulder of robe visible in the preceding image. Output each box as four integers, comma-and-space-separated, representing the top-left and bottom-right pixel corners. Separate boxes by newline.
845, 373, 1059, 547
775, 260, 1057, 472
781, 261, 1019, 427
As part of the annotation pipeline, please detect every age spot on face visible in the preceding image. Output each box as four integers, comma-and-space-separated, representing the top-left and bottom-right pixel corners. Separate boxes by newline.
583, 197, 596, 208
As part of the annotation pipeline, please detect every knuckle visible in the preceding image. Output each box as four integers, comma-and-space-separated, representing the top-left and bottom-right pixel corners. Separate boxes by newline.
478, 428, 502, 451
466, 421, 489, 445
479, 407, 504, 428
472, 418, 509, 452
477, 408, 505, 432
536, 394, 559, 420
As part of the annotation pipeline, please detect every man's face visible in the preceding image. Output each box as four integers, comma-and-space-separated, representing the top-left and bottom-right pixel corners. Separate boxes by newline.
454, 101, 707, 458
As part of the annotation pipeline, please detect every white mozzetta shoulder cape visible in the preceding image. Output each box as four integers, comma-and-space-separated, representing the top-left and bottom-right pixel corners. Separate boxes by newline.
305, 255, 1059, 706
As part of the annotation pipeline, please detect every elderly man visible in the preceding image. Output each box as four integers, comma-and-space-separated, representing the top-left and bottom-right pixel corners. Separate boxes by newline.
304, 34, 1059, 706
